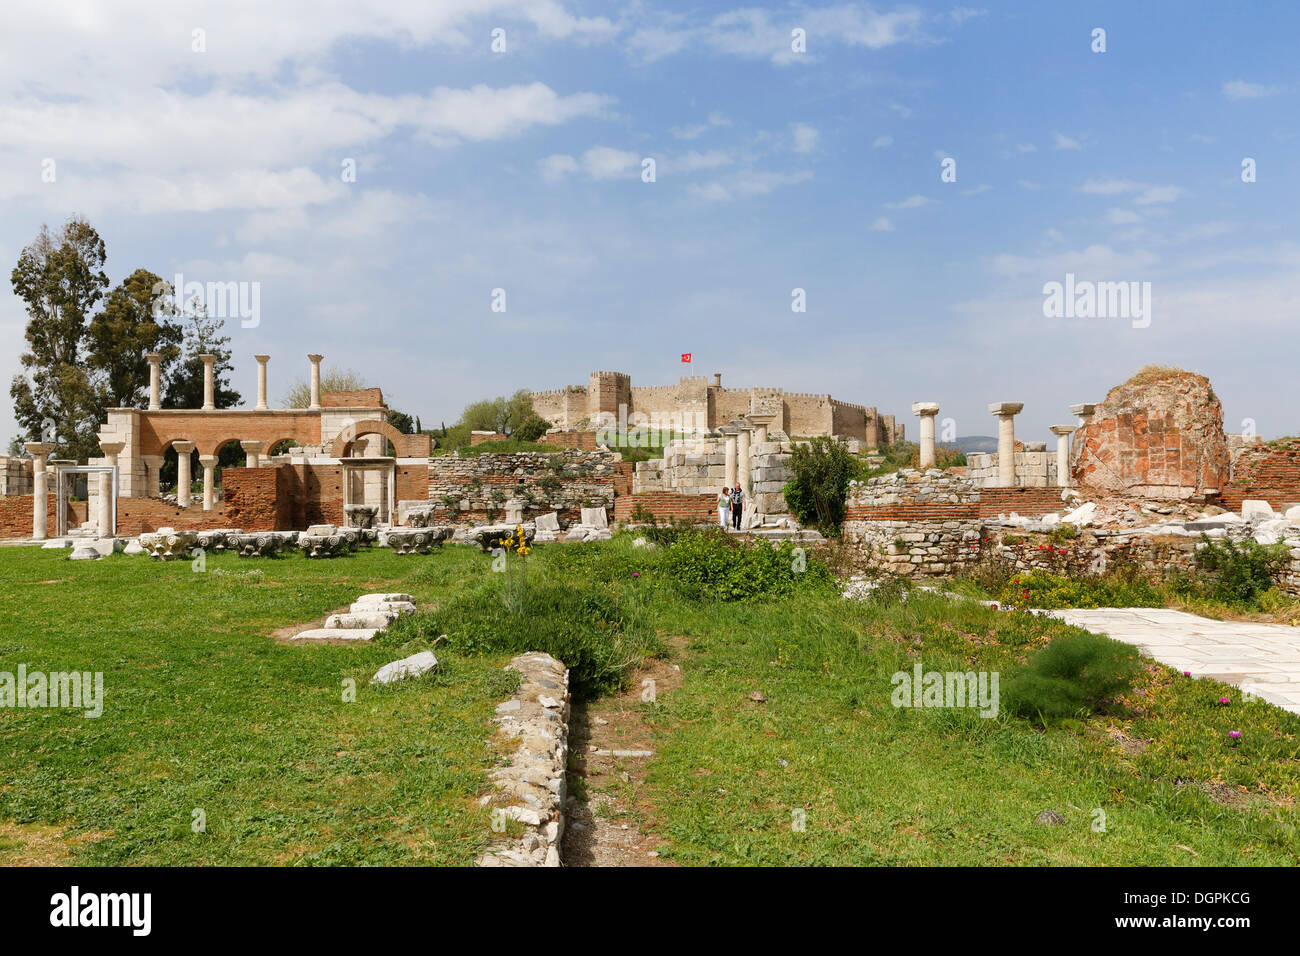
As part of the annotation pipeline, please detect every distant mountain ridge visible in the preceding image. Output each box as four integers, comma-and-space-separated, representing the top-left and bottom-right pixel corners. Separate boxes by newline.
941, 436, 998, 454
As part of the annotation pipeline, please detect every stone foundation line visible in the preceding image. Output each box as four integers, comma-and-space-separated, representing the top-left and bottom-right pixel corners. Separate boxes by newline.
478, 652, 571, 867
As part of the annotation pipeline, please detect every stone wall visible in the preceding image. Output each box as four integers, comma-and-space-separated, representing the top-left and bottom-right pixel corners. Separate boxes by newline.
538, 430, 599, 451
843, 471, 983, 575
966, 450, 1059, 488
0, 457, 32, 496
632, 434, 794, 515
424, 450, 618, 524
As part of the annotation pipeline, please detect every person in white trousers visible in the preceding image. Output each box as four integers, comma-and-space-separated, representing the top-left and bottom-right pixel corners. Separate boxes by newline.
717, 487, 731, 528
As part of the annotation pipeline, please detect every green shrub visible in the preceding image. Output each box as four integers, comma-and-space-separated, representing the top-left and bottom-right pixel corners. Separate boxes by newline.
659, 527, 833, 601
391, 577, 658, 699
513, 414, 551, 442
994, 569, 1163, 609
1193, 535, 1288, 606
1004, 632, 1143, 721
783, 436, 855, 534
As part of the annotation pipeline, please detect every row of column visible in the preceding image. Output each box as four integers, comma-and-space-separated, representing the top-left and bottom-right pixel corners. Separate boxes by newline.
719, 418, 770, 492
910, 401, 1098, 488
169, 440, 265, 511
143, 352, 321, 411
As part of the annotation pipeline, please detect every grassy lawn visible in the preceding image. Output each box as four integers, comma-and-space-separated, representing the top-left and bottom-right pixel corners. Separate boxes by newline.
0, 545, 510, 866
2, 534, 1298, 866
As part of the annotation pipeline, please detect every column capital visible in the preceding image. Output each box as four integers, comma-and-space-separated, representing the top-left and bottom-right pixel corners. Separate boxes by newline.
98, 441, 125, 458
171, 440, 196, 454
198, 353, 217, 365
1049, 424, 1075, 436
198, 454, 219, 467
254, 354, 270, 363
307, 353, 324, 363
988, 402, 1024, 417
1068, 402, 1097, 418
24, 441, 55, 458
911, 402, 940, 417
145, 351, 162, 362
240, 440, 265, 454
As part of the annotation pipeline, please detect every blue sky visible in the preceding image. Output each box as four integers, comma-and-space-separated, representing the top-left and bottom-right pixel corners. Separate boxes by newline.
2, 1, 1297, 446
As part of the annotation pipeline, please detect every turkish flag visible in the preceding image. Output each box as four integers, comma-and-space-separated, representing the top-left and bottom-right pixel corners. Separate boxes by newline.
681, 353, 692, 363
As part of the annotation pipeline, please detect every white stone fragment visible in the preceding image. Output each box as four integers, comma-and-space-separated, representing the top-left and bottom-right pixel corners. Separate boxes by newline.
372, 651, 439, 685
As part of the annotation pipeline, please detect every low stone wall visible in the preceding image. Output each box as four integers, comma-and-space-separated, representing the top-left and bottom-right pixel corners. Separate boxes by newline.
633, 435, 794, 514
967, 451, 1058, 487
479, 652, 570, 867
0, 456, 33, 496
843, 470, 983, 575
539, 430, 599, 451
978, 486, 1068, 518
426, 451, 618, 524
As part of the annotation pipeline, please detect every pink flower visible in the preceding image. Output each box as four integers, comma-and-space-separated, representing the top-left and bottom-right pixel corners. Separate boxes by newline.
1219, 697, 1230, 705
1229, 731, 1242, 739
1183, 671, 1191, 678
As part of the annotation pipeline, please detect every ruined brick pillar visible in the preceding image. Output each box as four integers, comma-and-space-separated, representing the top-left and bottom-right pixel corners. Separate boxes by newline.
912, 402, 940, 469
1050, 425, 1075, 487
173, 441, 194, 508
25, 442, 54, 540
988, 402, 1024, 487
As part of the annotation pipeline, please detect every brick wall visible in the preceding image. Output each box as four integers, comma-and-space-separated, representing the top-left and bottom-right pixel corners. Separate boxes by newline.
114, 497, 231, 535
614, 492, 718, 523
222, 467, 281, 531
469, 432, 509, 445
321, 388, 385, 407
1221, 440, 1300, 511
977, 487, 1067, 518
538, 431, 599, 451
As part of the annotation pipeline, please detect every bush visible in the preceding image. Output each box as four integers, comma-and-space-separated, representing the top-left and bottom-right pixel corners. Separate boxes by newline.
513, 413, 551, 442
1003, 632, 1143, 721
1193, 536, 1288, 606
659, 527, 833, 601
994, 570, 1164, 610
783, 436, 855, 534
391, 577, 658, 699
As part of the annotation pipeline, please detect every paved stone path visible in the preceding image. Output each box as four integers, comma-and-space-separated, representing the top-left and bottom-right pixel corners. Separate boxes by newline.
1045, 608, 1300, 716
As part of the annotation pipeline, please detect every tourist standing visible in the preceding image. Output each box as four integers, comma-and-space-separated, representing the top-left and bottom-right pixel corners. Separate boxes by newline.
730, 484, 745, 530
718, 487, 731, 528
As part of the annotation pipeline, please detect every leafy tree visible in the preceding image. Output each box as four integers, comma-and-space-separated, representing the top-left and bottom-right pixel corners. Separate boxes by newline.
457, 389, 543, 436
282, 366, 365, 409
86, 269, 183, 410
782, 436, 855, 534
387, 409, 414, 435
163, 298, 242, 410
514, 412, 551, 442
9, 217, 110, 459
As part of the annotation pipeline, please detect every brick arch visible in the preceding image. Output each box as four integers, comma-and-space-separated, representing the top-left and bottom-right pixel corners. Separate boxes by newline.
138, 410, 325, 458
329, 418, 431, 458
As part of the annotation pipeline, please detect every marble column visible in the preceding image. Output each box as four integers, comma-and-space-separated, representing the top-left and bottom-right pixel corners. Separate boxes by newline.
988, 402, 1024, 487
308, 353, 323, 410
911, 402, 940, 469
146, 352, 162, 410
200, 353, 217, 410
241, 440, 264, 469
1068, 402, 1097, 428
141, 455, 164, 497
25, 442, 54, 540
737, 425, 752, 495
1050, 425, 1075, 488
199, 455, 218, 511
173, 441, 195, 508
98, 441, 125, 535
722, 429, 738, 489
255, 354, 270, 410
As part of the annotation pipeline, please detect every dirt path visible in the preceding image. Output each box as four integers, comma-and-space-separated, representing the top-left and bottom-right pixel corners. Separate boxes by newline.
561, 644, 684, 867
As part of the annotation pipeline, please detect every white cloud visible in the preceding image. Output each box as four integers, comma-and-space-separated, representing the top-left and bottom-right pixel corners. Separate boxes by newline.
991, 244, 1159, 279
791, 123, 820, 153
689, 169, 812, 202
1135, 185, 1183, 205
1078, 178, 1144, 195
1016, 143, 1037, 153
539, 153, 580, 183
1223, 79, 1280, 100
582, 146, 642, 180
885, 194, 936, 209
1105, 208, 1141, 225
872, 134, 893, 148
871, 217, 895, 232
1053, 132, 1081, 150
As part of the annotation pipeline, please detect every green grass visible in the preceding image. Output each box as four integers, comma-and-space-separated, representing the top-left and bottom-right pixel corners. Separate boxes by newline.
2, 535, 1298, 867
0, 546, 510, 865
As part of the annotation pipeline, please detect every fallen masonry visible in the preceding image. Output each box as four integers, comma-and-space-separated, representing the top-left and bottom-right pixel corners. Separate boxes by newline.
289, 593, 416, 643
478, 652, 571, 867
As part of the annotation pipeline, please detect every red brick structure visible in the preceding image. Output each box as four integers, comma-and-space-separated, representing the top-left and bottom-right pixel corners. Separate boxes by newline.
1070, 368, 1231, 500
614, 492, 718, 523
1221, 439, 1300, 511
